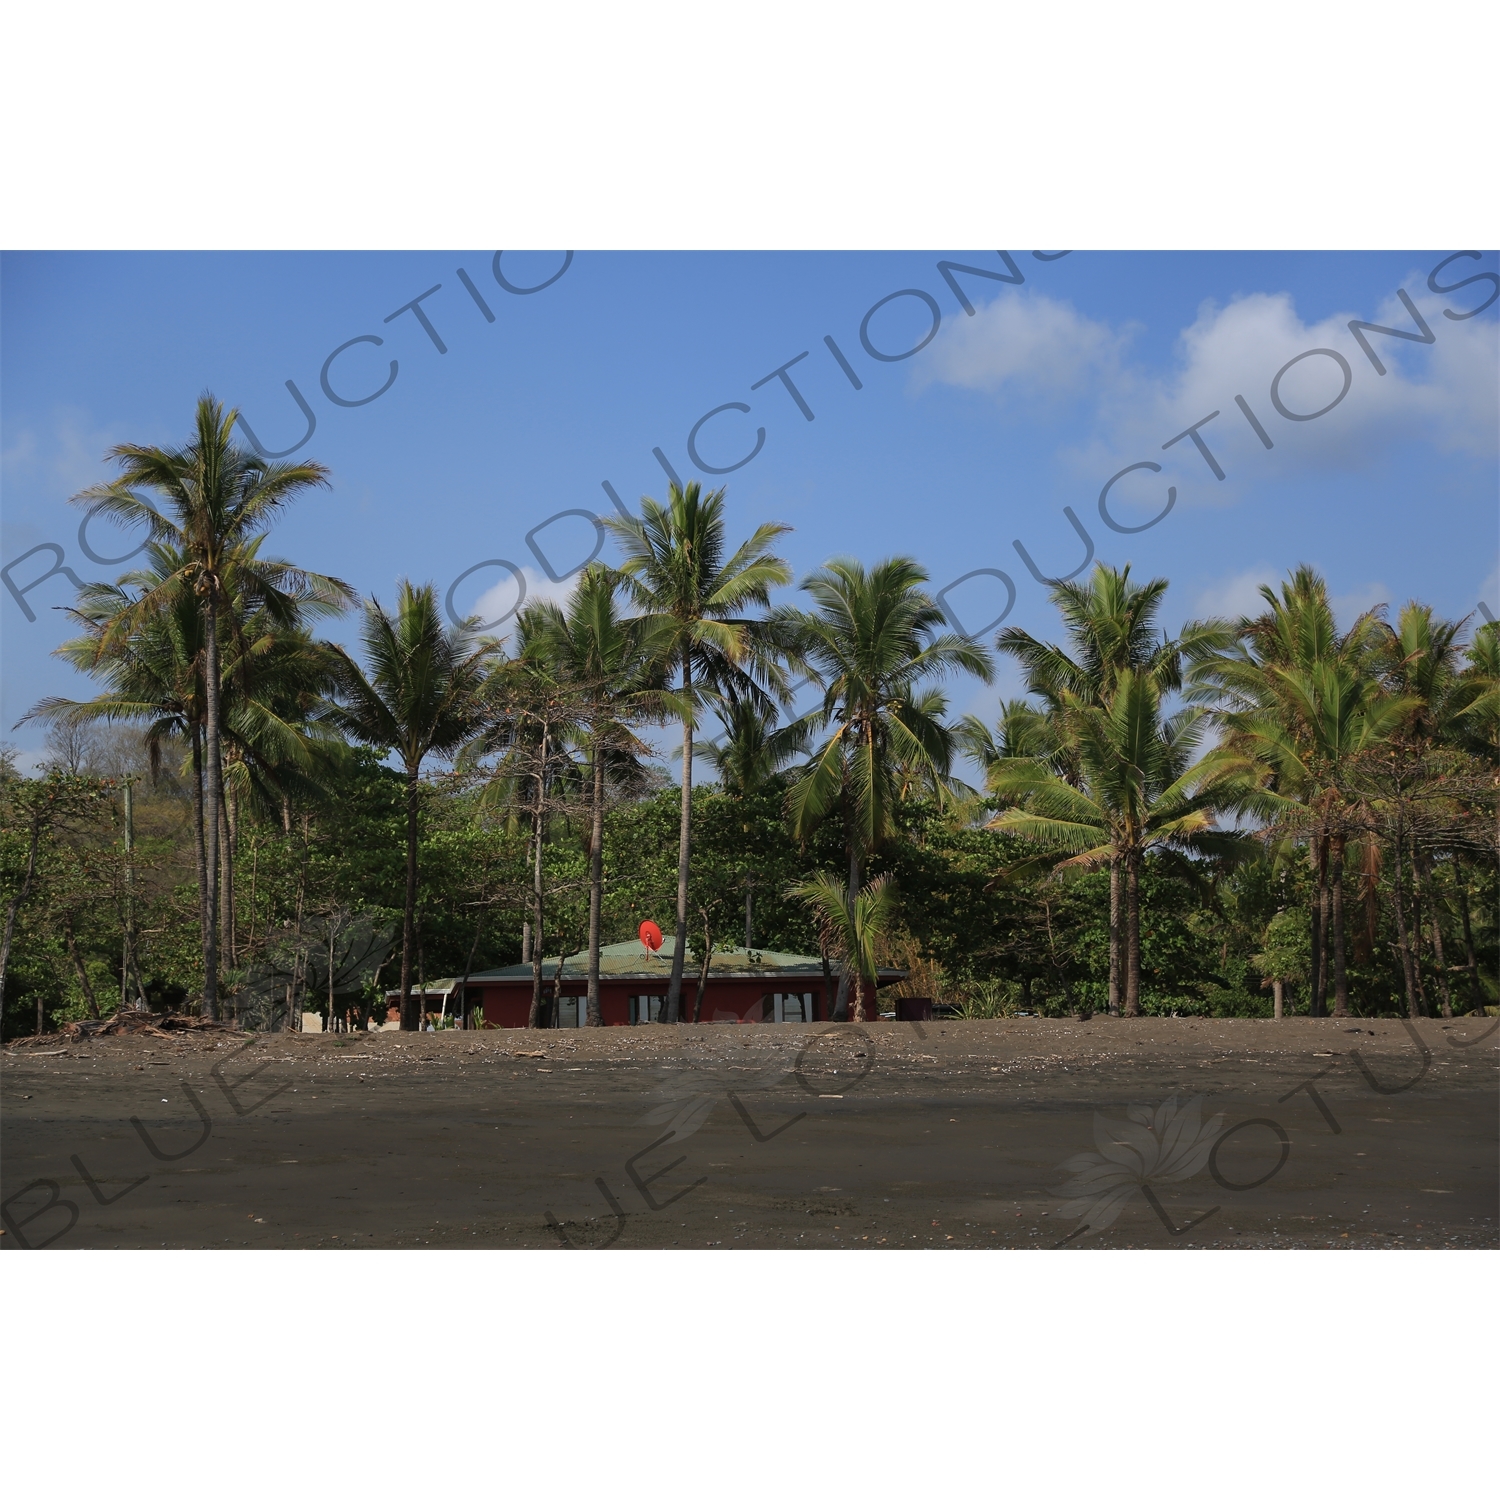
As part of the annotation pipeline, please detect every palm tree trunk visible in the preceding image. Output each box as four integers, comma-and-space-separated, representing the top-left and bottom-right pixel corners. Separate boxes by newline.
1390, 831, 1420, 1019
225, 789, 239, 966
586, 744, 605, 1027
1123, 851, 1142, 1017
1457, 877, 1485, 1014
218, 795, 234, 1021
399, 766, 420, 1030
744, 885, 753, 951
1310, 833, 1329, 1018
848, 848, 866, 1023
201, 598, 222, 1020
528, 770, 545, 1029
1107, 854, 1122, 1017
665, 659, 692, 1023
1330, 832, 1350, 1019
189, 724, 211, 1012
1272, 978, 1284, 1020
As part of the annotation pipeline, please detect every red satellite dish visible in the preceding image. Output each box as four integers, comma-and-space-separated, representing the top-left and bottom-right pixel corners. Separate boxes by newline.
639, 920, 664, 954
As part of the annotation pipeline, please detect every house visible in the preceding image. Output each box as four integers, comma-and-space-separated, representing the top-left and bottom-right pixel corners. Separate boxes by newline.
381, 981, 463, 1027
456, 937, 906, 1028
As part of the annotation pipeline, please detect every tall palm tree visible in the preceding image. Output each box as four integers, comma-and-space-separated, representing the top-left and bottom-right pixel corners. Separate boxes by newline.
30, 539, 348, 991
695, 697, 810, 947
780, 557, 992, 1017
68, 396, 340, 1014
326, 581, 497, 1030
991, 562, 1226, 1015
1372, 602, 1472, 1016
605, 481, 793, 1022
1190, 567, 1405, 1018
528, 566, 662, 1025
989, 669, 1245, 1015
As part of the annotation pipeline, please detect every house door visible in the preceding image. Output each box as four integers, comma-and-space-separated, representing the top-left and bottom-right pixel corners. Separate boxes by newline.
556, 994, 585, 1027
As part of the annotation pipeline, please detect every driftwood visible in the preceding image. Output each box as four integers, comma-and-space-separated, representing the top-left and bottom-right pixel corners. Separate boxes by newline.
7, 1011, 241, 1046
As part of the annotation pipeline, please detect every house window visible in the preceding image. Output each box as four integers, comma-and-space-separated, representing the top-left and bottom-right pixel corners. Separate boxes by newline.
556, 995, 585, 1028
772, 992, 814, 1022
629, 995, 664, 1025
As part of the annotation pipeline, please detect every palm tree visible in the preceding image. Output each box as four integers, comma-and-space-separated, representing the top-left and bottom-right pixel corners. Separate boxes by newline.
68, 396, 340, 1015
695, 697, 810, 947
528, 565, 661, 1026
326, 581, 497, 1030
30, 539, 349, 998
605, 481, 793, 1022
991, 562, 1226, 1016
791, 871, 898, 1023
472, 610, 586, 1028
1190, 567, 1407, 1018
780, 556, 992, 1017
989, 669, 1246, 1015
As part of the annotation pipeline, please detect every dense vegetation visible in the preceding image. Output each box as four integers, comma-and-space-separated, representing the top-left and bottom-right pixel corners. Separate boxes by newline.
3, 397, 1495, 1036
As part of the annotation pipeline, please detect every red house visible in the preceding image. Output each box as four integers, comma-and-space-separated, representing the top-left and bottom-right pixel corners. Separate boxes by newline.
461, 938, 906, 1027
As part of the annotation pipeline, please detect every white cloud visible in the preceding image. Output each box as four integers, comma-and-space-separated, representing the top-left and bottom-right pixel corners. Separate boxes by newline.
919, 291, 1131, 401
1189, 565, 1279, 623
468, 565, 578, 642
925, 278, 1498, 500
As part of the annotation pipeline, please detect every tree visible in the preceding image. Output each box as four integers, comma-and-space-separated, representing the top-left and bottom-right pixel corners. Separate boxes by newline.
1, 771, 116, 1030
990, 668, 1246, 1015
780, 556, 992, 1016
1252, 909, 1310, 1019
68, 398, 344, 1015
990, 561, 1226, 1016
29, 539, 348, 1004
1190, 566, 1408, 1018
791, 871, 898, 1023
606, 481, 793, 1022
470, 604, 587, 1027
527, 566, 661, 1025
326, 581, 497, 1030
695, 696, 810, 947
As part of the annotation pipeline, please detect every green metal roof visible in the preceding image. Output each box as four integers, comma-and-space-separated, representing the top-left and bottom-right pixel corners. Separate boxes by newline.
464, 938, 905, 984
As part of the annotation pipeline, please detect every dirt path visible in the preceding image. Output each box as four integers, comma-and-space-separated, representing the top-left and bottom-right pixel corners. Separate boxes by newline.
3, 1017, 1495, 1250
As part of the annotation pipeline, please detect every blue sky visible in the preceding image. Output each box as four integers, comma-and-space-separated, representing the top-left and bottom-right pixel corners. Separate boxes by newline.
3, 249, 1497, 767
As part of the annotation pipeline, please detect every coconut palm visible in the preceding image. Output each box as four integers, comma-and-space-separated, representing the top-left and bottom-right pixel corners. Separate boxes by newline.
780, 556, 992, 1016
527, 565, 663, 1025
68, 396, 342, 1014
605, 481, 793, 1022
992, 562, 1228, 1015
325, 581, 497, 1030
791, 870, 897, 1023
990, 669, 1246, 1015
30, 539, 349, 992
1190, 567, 1407, 1018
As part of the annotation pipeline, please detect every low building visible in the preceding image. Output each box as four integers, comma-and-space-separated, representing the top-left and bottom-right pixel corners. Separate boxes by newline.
460, 938, 906, 1028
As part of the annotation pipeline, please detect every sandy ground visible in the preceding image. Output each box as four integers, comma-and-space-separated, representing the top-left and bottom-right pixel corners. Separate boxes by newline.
3, 1016, 1495, 1250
